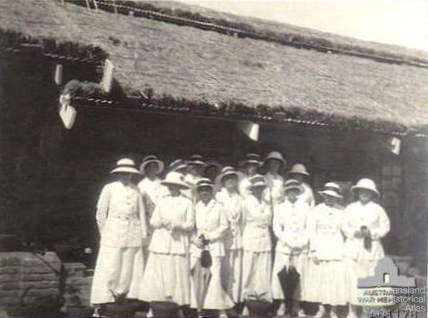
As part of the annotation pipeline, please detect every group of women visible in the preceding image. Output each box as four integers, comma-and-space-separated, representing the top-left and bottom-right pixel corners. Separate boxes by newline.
90, 151, 391, 318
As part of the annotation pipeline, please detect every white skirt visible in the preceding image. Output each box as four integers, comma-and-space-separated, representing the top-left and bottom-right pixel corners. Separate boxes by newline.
242, 250, 272, 302
138, 252, 191, 306
305, 259, 347, 305
222, 249, 243, 303
190, 255, 234, 310
271, 252, 307, 301
90, 245, 144, 304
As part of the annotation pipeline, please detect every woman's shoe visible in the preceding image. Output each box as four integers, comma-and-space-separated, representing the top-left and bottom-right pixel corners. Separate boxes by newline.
314, 305, 326, 318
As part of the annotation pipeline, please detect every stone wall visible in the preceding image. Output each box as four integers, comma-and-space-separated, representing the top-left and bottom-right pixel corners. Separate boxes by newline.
0, 252, 61, 306
63, 262, 92, 308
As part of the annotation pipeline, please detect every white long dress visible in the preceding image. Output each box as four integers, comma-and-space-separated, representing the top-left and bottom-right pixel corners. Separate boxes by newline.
138, 193, 194, 306
305, 203, 347, 305
90, 181, 147, 304
190, 199, 234, 311
241, 195, 273, 302
271, 199, 310, 301
216, 188, 244, 303
342, 200, 390, 305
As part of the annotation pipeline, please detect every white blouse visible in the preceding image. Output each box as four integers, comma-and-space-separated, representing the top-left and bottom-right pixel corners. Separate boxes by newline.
273, 199, 311, 254
308, 203, 345, 260
96, 181, 147, 247
242, 195, 272, 252
343, 201, 390, 261
149, 194, 195, 255
216, 188, 243, 250
264, 172, 284, 205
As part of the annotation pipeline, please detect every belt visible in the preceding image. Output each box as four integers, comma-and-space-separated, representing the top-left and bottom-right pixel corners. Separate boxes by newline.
109, 214, 140, 221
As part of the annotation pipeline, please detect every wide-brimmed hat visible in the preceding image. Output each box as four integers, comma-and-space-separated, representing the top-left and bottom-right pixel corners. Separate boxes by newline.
319, 182, 343, 199
289, 163, 310, 176
188, 154, 206, 166
352, 178, 380, 197
284, 179, 303, 193
139, 155, 165, 175
216, 166, 239, 185
248, 174, 267, 189
168, 159, 188, 172
242, 153, 263, 166
111, 158, 141, 175
161, 171, 189, 189
196, 178, 215, 191
264, 151, 286, 167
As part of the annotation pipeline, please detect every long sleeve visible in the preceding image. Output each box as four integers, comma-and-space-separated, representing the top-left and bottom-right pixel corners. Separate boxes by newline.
307, 210, 318, 252
150, 204, 163, 229
370, 206, 391, 239
177, 200, 195, 232
206, 208, 229, 242
137, 192, 147, 240
272, 209, 283, 240
96, 185, 110, 233
342, 205, 357, 239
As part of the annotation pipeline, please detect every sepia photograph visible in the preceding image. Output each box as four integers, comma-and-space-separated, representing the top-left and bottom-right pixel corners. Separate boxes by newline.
0, 0, 426, 317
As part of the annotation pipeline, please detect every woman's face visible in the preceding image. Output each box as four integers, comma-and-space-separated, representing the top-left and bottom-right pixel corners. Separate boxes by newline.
251, 186, 265, 197
198, 187, 213, 203
118, 173, 133, 184
167, 184, 181, 196
358, 189, 373, 204
145, 162, 159, 177
267, 159, 282, 173
246, 163, 258, 176
286, 188, 300, 202
324, 195, 338, 207
224, 176, 238, 191
289, 174, 304, 183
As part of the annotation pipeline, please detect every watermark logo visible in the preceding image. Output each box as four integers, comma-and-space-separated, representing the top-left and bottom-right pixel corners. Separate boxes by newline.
358, 257, 416, 288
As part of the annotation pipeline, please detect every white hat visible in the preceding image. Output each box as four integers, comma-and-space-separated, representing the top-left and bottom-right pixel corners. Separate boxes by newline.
352, 178, 380, 197
319, 182, 343, 199
264, 151, 286, 166
188, 154, 206, 166
284, 179, 303, 194
242, 153, 263, 166
139, 155, 165, 175
216, 166, 239, 185
168, 159, 188, 172
196, 178, 215, 191
161, 171, 189, 189
248, 174, 267, 189
289, 163, 310, 176
110, 158, 141, 175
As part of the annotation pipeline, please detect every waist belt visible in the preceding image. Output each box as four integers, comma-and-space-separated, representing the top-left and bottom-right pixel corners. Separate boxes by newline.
109, 214, 140, 221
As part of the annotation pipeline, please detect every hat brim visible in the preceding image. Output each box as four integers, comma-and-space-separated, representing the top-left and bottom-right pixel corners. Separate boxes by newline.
289, 170, 310, 176
216, 171, 239, 185
140, 159, 165, 175
319, 190, 343, 200
170, 164, 188, 172
249, 182, 267, 189
284, 185, 303, 194
351, 186, 380, 197
188, 160, 206, 167
161, 180, 189, 189
244, 160, 263, 166
111, 167, 142, 175
264, 157, 286, 166
197, 184, 215, 191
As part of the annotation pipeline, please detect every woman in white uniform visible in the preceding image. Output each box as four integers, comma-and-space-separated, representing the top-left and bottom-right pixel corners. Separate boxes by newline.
138, 171, 194, 310
288, 163, 315, 207
90, 158, 147, 308
272, 179, 311, 318
306, 182, 347, 318
239, 153, 262, 197
241, 174, 273, 304
190, 178, 234, 318
343, 178, 390, 318
216, 166, 244, 306
263, 151, 286, 206
138, 155, 166, 207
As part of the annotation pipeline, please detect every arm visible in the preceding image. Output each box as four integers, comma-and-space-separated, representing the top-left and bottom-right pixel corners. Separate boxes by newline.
272, 208, 283, 240
175, 200, 195, 232
342, 205, 357, 239
370, 206, 391, 239
137, 192, 147, 240
95, 185, 110, 233
205, 207, 229, 242
149, 204, 163, 229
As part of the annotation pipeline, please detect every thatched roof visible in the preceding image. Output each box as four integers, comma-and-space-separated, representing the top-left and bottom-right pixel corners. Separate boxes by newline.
1, 0, 428, 134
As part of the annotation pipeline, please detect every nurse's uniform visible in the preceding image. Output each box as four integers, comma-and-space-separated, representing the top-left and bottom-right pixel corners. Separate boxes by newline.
216, 187, 244, 304
271, 199, 311, 302
138, 185, 194, 305
90, 178, 147, 304
190, 198, 234, 311
241, 191, 273, 301
343, 199, 390, 305
305, 202, 347, 306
